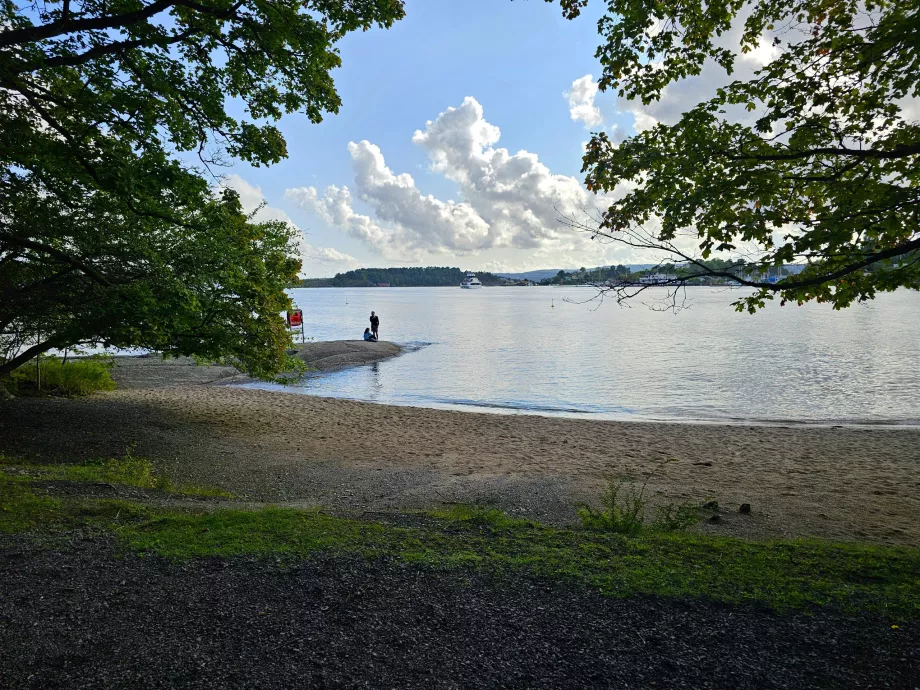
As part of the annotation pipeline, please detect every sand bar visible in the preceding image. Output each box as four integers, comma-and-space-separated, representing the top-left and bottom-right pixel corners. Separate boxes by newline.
108, 340, 403, 389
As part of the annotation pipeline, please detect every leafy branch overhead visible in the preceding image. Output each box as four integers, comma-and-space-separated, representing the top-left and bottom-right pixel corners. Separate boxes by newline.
0, 0, 405, 376
552, 0, 920, 311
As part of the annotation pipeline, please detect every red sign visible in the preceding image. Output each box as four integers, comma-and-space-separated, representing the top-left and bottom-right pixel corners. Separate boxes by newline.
288, 309, 303, 328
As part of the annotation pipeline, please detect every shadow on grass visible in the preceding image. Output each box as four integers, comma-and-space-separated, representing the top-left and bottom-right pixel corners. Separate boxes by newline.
1, 457, 919, 620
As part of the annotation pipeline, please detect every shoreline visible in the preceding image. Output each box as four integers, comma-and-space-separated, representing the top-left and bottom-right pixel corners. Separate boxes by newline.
108, 340, 404, 389
2, 374, 919, 546
238, 382, 920, 431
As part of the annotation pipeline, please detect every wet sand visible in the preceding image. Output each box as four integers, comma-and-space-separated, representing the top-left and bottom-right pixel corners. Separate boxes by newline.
2, 352, 918, 545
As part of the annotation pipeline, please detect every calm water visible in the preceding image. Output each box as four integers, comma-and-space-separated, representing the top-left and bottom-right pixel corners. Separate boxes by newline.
241, 287, 920, 425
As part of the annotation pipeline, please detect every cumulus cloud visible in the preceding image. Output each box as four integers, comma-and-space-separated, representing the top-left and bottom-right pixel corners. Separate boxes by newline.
565, 74, 604, 128
221, 174, 361, 273
286, 97, 627, 264
615, 15, 787, 134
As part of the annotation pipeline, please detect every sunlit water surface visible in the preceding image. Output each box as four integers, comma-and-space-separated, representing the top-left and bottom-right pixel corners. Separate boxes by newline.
240, 287, 920, 425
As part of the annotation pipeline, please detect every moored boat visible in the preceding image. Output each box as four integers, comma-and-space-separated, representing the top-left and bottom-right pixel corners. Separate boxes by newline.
460, 272, 482, 289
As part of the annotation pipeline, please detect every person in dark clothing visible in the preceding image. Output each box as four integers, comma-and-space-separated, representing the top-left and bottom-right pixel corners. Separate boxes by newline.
370, 311, 380, 340
363, 328, 377, 342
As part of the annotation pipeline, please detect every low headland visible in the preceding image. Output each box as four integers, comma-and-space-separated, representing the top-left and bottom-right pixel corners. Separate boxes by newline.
2, 342, 919, 686
106, 340, 404, 389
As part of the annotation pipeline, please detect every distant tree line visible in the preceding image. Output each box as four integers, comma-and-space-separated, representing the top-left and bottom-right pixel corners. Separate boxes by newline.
541, 260, 753, 286
301, 267, 504, 288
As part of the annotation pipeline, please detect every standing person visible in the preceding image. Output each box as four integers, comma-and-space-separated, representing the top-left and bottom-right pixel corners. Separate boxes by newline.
370, 311, 380, 340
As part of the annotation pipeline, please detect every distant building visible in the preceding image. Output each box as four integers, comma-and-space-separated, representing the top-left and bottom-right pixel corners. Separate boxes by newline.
639, 273, 673, 285
376, 283, 391, 287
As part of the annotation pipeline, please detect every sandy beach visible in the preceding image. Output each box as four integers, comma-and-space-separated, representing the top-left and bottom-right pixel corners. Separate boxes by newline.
3, 352, 918, 546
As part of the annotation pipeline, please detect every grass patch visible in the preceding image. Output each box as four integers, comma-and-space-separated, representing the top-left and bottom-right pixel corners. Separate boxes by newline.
117, 509, 920, 618
0, 454, 235, 499
8, 355, 116, 396
1, 460, 919, 619
430, 504, 535, 529
0, 480, 61, 532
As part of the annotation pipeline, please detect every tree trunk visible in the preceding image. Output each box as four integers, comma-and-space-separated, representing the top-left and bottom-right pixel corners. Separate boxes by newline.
0, 336, 66, 377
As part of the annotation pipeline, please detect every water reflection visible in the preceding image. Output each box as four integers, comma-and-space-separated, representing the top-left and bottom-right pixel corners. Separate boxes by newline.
240, 287, 920, 425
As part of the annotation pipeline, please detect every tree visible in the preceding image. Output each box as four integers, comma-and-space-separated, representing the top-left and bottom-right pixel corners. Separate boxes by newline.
552, 0, 919, 311
1, 0, 404, 375
1, 183, 300, 379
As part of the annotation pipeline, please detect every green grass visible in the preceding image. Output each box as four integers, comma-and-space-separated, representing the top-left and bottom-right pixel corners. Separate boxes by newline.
0, 454, 235, 498
1, 463, 919, 619
8, 355, 116, 396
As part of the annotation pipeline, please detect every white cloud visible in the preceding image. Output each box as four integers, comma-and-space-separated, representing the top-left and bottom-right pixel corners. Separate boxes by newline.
616, 14, 785, 134
410, 97, 612, 247
221, 174, 362, 274
740, 35, 781, 67
565, 74, 604, 128
285, 96, 637, 269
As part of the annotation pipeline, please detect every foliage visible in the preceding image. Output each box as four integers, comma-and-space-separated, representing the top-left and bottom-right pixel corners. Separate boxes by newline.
7, 354, 115, 396
577, 475, 700, 535
652, 502, 704, 532
552, 0, 920, 311
302, 266, 506, 288
2, 464, 919, 617
578, 478, 648, 535
1, 187, 302, 378
0, 0, 405, 375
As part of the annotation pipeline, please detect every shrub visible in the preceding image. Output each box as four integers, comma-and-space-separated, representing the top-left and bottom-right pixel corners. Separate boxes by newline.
9, 355, 116, 396
578, 478, 648, 535
579, 461, 701, 535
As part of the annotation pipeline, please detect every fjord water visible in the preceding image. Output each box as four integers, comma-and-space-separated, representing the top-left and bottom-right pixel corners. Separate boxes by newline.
245, 287, 920, 425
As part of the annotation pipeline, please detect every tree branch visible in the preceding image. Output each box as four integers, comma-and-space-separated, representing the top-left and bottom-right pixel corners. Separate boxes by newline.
0, 235, 112, 287
729, 141, 920, 162
0, 0, 178, 48
0, 334, 68, 376
16, 25, 201, 72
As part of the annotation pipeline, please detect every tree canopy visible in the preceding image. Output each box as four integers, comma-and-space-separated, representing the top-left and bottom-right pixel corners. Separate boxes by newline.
1, 0, 405, 376
553, 0, 919, 311
302, 267, 505, 288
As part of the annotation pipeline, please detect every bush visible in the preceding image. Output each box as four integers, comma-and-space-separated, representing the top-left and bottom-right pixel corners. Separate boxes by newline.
9, 355, 116, 396
579, 465, 701, 535
578, 478, 648, 535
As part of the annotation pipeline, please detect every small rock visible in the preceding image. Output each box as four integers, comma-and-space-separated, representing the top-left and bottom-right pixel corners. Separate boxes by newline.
739, 503, 751, 515
707, 514, 721, 524
701, 500, 719, 511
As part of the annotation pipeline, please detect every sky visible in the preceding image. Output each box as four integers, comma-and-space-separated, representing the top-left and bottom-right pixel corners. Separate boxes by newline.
217, 0, 772, 277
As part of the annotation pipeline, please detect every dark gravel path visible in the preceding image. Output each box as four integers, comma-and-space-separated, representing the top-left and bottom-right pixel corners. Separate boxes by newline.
1, 537, 917, 689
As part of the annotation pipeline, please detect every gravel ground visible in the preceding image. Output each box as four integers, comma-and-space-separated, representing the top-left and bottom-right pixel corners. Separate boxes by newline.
1, 536, 917, 689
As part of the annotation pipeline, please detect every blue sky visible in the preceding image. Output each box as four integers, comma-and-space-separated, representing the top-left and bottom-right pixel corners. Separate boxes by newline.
222, 0, 649, 276
220, 1, 697, 276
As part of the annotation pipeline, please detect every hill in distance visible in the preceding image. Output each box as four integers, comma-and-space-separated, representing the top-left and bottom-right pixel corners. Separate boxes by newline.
300, 266, 505, 288
496, 265, 657, 282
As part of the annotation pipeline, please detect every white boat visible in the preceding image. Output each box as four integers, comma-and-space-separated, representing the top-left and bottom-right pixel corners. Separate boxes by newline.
460, 271, 482, 289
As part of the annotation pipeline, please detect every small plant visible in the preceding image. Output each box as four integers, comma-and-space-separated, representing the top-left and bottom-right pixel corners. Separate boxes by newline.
578, 477, 647, 535
578, 460, 700, 535
652, 503, 701, 532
